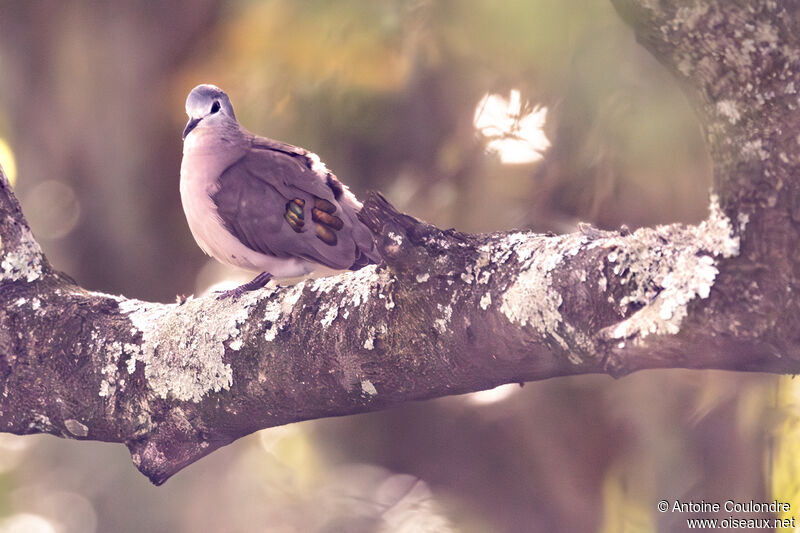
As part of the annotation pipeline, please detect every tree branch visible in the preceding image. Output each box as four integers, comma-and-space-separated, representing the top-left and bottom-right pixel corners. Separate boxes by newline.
2, 0, 800, 485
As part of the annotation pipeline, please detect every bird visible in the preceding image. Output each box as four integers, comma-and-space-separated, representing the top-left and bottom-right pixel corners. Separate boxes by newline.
180, 84, 379, 299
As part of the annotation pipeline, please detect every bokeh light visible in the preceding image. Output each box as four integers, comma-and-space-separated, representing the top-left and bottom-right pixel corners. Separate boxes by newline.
474, 89, 550, 164
21, 180, 80, 240
35, 492, 97, 533
466, 383, 520, 405
0, 514, 56, 533
0, 434, 30, 474
0, 137, 17, 186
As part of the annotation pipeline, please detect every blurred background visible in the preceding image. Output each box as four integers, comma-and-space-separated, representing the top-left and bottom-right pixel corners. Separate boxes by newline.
0, 0, 795, 531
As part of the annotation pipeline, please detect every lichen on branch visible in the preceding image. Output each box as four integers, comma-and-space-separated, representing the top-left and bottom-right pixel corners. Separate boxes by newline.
2, 0, 800, 485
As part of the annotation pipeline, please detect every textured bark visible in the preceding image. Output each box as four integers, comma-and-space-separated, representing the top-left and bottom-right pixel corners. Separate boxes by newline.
2, 0, 800, 485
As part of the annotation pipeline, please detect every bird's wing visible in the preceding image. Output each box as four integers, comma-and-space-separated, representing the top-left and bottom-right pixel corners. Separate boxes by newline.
212, 136, 377, 271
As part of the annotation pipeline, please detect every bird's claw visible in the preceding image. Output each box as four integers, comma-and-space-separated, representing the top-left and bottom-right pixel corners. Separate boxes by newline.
214, 272, 274, 300
214, 287, 246, 300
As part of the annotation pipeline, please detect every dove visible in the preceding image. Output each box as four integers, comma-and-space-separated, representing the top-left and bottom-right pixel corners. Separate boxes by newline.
180, 84, 379, 298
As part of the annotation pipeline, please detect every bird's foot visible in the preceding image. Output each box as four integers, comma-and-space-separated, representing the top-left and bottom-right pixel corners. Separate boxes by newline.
215, 272, 273, 300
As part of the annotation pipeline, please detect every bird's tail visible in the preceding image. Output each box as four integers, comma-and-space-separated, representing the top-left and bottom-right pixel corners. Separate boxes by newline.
349, 250, 376, 270
350, 191, 421, 270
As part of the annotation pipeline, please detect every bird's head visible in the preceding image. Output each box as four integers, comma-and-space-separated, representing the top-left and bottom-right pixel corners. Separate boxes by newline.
183, 84, 236, 140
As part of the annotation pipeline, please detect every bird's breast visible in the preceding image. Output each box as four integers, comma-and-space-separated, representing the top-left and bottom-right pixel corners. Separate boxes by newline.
179, 139, 312, 277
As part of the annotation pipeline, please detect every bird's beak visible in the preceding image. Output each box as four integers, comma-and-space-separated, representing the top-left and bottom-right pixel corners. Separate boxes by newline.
182, 118, 201, 140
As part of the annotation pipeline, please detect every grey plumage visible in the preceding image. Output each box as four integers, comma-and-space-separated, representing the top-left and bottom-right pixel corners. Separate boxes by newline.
180, 84, 378, 295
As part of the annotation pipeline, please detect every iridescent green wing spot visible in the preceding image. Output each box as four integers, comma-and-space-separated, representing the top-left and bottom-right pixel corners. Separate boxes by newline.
284, 198, 305, 233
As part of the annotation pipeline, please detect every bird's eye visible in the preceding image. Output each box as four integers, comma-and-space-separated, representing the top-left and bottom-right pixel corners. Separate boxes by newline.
210, 101, 221, 114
